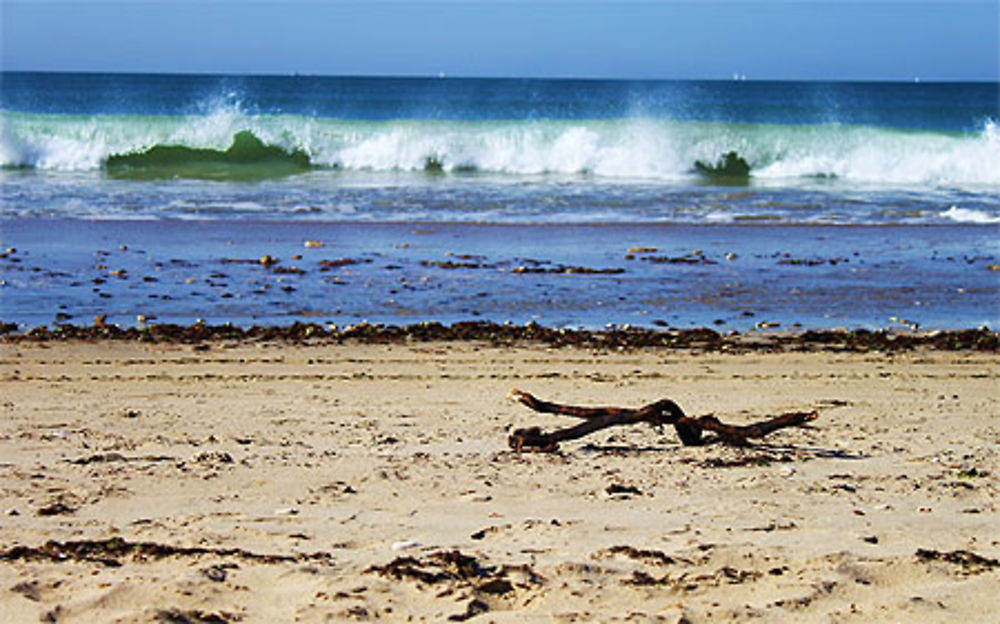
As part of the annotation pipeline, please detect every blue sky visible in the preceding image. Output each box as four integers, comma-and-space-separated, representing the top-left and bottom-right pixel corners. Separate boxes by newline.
2, 1, 997, 80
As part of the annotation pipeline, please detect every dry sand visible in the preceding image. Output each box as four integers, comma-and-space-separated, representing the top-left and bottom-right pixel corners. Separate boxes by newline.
1, 339, 997, 623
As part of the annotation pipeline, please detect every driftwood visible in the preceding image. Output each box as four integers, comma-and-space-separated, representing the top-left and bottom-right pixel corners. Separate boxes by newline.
507, 390, 817, 452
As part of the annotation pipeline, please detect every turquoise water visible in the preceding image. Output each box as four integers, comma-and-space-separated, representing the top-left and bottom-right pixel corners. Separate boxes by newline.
0, 73, 997, 329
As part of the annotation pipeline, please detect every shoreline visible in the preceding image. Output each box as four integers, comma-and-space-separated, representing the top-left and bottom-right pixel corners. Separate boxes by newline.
3, 320, 998, 353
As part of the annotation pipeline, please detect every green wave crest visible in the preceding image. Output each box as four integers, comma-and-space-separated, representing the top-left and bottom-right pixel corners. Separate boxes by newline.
104, 130, 311, 181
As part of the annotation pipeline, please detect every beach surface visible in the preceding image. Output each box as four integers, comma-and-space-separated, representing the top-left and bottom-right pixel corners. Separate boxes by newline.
1, 338, 998, 623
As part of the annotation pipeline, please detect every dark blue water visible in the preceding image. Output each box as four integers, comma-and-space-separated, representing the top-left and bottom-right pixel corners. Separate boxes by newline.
3, 72, 996, 130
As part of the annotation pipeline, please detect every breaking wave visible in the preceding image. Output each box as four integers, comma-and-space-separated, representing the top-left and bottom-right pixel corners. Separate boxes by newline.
2, 107, 999, 186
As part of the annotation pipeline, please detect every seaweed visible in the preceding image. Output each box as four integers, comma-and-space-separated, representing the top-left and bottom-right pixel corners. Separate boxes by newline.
2, 320, 996, 353
0, 537, 334, 567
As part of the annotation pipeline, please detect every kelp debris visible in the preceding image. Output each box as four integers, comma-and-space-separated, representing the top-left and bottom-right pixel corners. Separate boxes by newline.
422, 260, 494, 270
606, 483, 644, 496
366, 550, 494, 586
36, 502, 77, 517
0, 537, 333, 567
67, 452, 174, 465
509, 265, 624, 275
156, 608, 241, 624
3, 320, 997, 353
595, 545, 680, 566
366, 550, 540, 597
624, 566, 761, 590
447, 598, 490, 622
777, 256, 849, 266
915, 548, 1000, 574
318, 258, 371, 270
633, 250, 717, 265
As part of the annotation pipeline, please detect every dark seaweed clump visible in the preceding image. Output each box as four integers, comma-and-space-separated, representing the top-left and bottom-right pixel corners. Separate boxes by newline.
1, 321, 996, 352
0, 537, 332, 567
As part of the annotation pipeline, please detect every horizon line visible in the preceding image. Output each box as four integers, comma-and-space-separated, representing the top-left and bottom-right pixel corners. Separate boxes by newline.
2, 68, 997, 85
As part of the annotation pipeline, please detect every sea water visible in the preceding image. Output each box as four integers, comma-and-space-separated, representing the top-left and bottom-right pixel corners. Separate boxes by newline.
1, 73, 998, 329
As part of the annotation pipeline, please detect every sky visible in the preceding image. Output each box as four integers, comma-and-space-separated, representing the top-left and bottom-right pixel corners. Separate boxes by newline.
2, 1, 998, 81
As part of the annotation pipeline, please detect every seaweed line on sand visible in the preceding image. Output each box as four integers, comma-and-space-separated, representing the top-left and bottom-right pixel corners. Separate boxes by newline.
1, 321, 997, 352
0, 537, 334, 567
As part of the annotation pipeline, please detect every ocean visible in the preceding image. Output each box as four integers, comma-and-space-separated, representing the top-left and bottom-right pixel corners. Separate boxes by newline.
1, 72, 998, 330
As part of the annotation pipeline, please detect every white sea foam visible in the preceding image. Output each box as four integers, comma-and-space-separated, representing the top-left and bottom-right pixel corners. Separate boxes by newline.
3, 108, 1000, 189
940, 206, 1000, 224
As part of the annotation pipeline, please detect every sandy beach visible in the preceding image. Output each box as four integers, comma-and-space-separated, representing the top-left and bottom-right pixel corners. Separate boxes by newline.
1, 336, 997, 623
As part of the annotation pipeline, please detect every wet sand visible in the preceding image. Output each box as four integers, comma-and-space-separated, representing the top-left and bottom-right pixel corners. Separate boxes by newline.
1, 338, 998, 623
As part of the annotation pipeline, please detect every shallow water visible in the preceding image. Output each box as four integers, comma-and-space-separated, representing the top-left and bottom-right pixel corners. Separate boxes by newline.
2, 219, 996, 331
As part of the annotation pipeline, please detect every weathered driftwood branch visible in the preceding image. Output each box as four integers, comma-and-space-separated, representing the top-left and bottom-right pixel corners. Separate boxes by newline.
507, 389, 817, 452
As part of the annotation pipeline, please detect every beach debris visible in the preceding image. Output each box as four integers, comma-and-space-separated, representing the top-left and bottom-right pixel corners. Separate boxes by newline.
368, 550, 493, 585
915, 548, 1000, 574
448, 599, 490, 622
192, 451, 234, 465
623, 565, 761, 589
0, 537, 333, 567
956, 467, 989, 479
605, 483, 644, 497
509, 264, 624, 275
594, 545, 681, 566
5, 321, 999, 352
304, 240, 324, 248
319, 258, 369, 270
507, 389, 818, 452
155, 608, 240, 624
690, 451, 794, 468
422, 259, 492, 270
68, 452, 128, 464
366, 549, 541, 619
390, 540, 422, 551
36, 501, 76, 516
625, 247, 716, 264
638, 251, 717, 265
10, 580, 42, 601
272, 265, 306, 275
777, 255, 848, 266
365, 550, 532, 622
